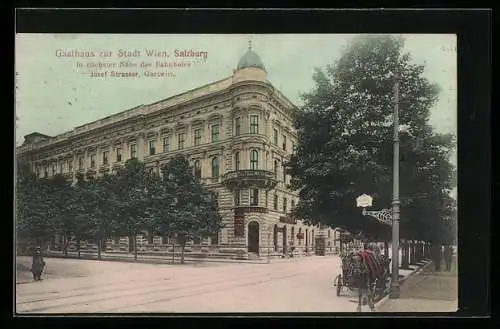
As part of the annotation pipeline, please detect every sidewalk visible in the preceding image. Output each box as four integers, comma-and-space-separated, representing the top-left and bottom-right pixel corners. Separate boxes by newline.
377, 256, 458, 312
18, 250, 328, 269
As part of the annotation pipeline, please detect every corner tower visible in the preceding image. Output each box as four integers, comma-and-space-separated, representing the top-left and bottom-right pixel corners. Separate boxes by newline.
233, 39, 268, 83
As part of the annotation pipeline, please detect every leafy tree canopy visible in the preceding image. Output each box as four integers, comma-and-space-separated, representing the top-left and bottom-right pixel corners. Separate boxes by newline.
286, 35, 456, 242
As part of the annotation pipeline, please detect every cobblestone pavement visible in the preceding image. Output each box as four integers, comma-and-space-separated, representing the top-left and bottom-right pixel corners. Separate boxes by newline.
377, 257, 458, 312
16, 255, 376, 313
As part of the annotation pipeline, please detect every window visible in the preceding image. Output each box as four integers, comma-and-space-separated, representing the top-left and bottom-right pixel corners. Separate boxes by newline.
67, 159, 72, 172
36, 167, 41, 178
44, 167, 48, 177
194, 160, 201, 179
194, 128, 202, 146
234, 189, 240, 206
59, 162, 63, 174
250, 150, 259, 170
273, 129, 278, 145
283, 135, 287, 151
250, 189, 259, 206
235, 151, 240, 171
178, 133, 185, 150
90, 155, 96, 168
116, 148, 122, 162
163, 137, 169, 152
265, 191, 269, 208
211, 157, 219, 178
291, 199, 295, 210
149, 140, 156, 155
274, 194, 278, 210
130, 144, 137, 159
235, 117, 241, 136
274, 160, 279, 179
211, 125, 219, 142
250, 115, 259, 134
283, 197, 287, 213
52, 164, 56, 176
79, 157, 84, 170
102, 151, 108, 165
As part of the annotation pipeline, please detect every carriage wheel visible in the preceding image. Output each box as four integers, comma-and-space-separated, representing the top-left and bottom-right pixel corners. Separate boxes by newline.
336, 275, 342, 296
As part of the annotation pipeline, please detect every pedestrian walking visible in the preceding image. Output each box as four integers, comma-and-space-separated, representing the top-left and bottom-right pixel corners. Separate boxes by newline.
433, 245, 442, 271
444, 245, 453, 271
31, 246, 46, 281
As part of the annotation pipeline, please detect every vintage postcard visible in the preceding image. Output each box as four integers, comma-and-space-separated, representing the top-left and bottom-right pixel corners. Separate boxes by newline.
15, 33, 457, 314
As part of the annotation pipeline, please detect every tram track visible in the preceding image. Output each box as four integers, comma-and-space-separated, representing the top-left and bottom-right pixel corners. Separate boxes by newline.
17, 262, 317, 313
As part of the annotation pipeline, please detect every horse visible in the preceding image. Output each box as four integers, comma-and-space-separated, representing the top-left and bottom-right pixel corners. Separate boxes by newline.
349, 250, 390, 312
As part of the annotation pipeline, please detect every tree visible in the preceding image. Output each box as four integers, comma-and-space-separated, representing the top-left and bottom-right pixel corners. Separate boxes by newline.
43, 174, 75, 255
161, 155, 224, 264
286, 35, 456, 247
16, 161, 54, 249
113, 159, 151, 260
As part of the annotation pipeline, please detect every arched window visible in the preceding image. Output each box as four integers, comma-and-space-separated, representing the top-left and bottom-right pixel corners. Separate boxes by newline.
235, 151, 240, 171
274, 159, 279, 178
250, 150, 259, 170
194, 160, 201, 179
212, 157, 219, 178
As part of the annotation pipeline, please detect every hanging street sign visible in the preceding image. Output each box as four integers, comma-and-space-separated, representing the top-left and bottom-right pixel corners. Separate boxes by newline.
356, 194, 373, 208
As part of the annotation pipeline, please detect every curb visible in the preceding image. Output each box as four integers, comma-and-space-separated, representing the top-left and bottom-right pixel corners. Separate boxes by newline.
373, 260, 433, 311
20, 253, 324, 266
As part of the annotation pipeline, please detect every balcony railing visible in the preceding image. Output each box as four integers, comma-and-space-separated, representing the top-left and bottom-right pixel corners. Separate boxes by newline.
222, 169, 277, 189
234, 206, 269, 216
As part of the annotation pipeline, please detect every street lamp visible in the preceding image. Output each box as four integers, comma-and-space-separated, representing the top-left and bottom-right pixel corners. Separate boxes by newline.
356, 73, 401, 299
391, 72, 401, 299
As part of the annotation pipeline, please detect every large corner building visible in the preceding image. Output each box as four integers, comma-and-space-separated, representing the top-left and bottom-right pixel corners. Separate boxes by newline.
17, 44, 341, 258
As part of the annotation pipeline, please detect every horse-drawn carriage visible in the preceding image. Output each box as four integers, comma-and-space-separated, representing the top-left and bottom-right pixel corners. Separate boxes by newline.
334, 249, 391, 311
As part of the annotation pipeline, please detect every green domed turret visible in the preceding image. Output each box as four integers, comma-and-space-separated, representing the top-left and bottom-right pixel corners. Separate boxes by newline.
236, 41, 266, 72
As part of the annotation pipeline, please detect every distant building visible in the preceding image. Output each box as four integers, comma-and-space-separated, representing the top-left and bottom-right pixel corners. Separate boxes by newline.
17, 43, 328, 259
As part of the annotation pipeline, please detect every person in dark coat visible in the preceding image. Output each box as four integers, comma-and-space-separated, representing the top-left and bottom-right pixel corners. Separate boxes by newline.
433, 245, 442, 271
444, 245, 453, 271
31, 246, 46, 281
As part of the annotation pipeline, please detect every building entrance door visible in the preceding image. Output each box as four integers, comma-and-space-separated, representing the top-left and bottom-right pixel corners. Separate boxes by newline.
247, 221, 260, 254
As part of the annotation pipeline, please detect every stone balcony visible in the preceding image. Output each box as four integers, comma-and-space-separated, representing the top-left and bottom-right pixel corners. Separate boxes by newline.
222, 169, 277, 190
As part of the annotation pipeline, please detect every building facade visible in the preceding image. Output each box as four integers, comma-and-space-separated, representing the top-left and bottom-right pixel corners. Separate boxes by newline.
17, 45, 342, 258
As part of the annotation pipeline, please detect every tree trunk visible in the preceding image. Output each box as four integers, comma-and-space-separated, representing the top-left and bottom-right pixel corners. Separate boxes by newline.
128, 235, 133, 253
97, 239, 102, 260
63, 234, 68, 256
172, 243, 175, 264
148, 228, 154, 244
180, 242, 185, 264
77, 239, 81, 259
134, 235, 138, 261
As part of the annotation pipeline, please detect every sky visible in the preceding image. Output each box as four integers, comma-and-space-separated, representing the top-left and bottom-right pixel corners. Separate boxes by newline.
15, 34, 456, 180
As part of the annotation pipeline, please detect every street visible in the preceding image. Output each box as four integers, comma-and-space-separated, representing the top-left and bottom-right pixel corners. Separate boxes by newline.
16, 255, 374, 313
